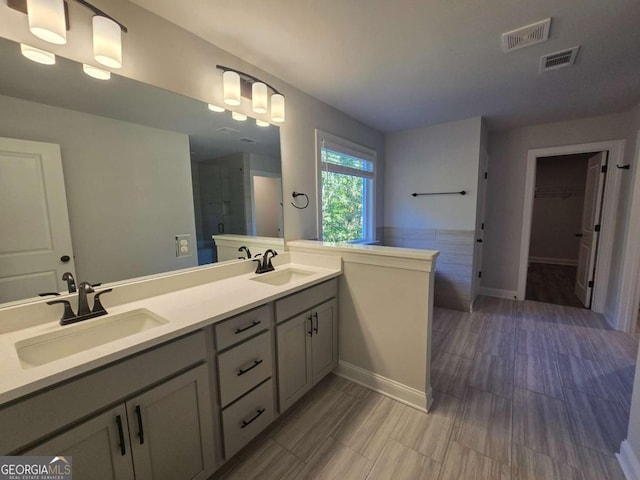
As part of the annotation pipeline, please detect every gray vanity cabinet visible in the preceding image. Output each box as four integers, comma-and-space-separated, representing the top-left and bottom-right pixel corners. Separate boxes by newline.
26, 365, 213, 480
276, 280, 338, 412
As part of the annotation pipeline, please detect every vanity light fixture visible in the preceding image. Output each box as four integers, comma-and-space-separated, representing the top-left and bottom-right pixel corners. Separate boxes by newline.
26, 0, 67, 44
231, 111, 247, 122
217, 65, 285, 123
11, 0, 128, 67
20, 43, 56, 64
82, 63, 110, 80
256, 119, 270, 127
208, 103, 225, 113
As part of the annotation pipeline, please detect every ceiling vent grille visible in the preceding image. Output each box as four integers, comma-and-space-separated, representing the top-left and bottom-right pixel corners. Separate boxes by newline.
239, 137, 257, 143
540, 46, 580, 72
216, 127, 240, 135
502, 18, 551, 52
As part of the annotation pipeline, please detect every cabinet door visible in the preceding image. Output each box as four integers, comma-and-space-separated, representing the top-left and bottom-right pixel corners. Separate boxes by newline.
25, 405, 134, 480
311, 298, 338, 384
127, 364, 216, 480
277, 311, 313, 412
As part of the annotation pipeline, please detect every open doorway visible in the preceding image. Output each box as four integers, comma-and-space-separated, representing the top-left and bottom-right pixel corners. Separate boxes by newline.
525, 152, 605, 308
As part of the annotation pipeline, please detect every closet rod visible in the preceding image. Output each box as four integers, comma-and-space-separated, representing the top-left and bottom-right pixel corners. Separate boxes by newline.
411, 191, 466, 197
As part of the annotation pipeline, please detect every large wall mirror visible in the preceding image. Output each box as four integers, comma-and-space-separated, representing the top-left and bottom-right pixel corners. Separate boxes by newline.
0, 37, 283, 306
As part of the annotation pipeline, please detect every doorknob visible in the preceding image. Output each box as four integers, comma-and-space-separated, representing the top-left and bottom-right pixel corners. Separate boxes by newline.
575, 233, 583, 238
60, 255, 71, 263
476, 238, 483, 243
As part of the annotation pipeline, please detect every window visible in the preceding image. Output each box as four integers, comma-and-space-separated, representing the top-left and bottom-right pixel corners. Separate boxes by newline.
316, 130, 376, 243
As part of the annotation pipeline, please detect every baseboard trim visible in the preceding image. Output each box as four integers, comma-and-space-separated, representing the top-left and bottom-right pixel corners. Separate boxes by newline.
529, 257, 578, 266
334, 361, 430, 412
617, 440, 640, 480
477, 287, 518, 300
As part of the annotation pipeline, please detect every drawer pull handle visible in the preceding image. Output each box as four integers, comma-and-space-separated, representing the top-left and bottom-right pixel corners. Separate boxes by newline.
237, 359, 263, 376
116, 415, 126, 456
234, 320, 261, 334
135, 405, 144, 445
241, 408, 266, 429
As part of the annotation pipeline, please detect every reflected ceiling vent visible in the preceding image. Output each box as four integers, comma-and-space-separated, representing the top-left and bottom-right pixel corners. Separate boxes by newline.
216, 126, 240, 135
239, 137, 257, 143
502, 18, 551, 52
540, 46, 580, 72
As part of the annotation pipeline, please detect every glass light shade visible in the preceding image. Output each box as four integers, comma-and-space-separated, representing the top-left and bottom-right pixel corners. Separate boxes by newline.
93, 16, 122, 69
207, 103, 225, 113
83, 64, 111, 80
223, 71, 241, 106
256, 119, 270, 127
252, 82, 268, 114
26, 0, 66, 45
20, 43, 55, 65
231, 112, 247, 121
270, 93, 285, 123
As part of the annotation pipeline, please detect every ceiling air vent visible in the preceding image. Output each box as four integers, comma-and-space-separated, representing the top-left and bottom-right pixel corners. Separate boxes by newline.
501, 18, 551, 52
216, 127, 240, 135
540, 46, 580, 72
239, 138, 257, 143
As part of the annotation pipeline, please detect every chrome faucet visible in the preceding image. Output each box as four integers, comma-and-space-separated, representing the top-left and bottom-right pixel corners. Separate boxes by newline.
47, 281, 113, 326
253, 249, 278, 274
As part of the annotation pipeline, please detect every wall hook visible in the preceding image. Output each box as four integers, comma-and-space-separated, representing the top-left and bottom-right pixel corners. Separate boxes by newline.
291, 191, 309, 209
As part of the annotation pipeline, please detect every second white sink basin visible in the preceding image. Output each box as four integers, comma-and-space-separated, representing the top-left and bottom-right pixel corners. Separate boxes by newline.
250, 267, 314, 286
15, 308, 169, 369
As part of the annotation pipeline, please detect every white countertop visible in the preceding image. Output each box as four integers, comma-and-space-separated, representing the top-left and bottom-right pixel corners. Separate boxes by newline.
286, 240, 439, 261
0, 253, 341, 405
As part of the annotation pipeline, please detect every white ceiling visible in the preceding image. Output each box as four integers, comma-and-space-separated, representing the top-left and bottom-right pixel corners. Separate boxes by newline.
131, 0, 640, 133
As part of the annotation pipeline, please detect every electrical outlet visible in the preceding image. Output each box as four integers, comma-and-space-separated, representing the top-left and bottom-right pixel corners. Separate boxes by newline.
175, 234, 192, 258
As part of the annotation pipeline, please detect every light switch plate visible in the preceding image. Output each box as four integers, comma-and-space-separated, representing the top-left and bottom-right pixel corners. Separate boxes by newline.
175, 234, 192, 258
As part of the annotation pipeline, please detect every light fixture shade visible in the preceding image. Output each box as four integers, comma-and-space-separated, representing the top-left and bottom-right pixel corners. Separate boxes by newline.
252, 82, 268, 114
93, 16, 122, 69
83, 64, 111, 80
26, 0, 66, 45
271, 93, 285, 123
208, 103, 225, 113
231, 112, 247, 121
20, 43, 56, 65
256, 119, 270, 127
223, 71, 241, 106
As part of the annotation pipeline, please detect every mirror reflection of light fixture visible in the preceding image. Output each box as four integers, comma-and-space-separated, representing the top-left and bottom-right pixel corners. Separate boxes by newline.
83, 63, 110, 80
208, 103, 225, 113
26, 0, 67, 44
256, 119, 270, 127
223, 71, 241, 106
231, 112, 247, 122
218, 65, 285, 123
92, 16, 122, 68
20, 43, 56, 64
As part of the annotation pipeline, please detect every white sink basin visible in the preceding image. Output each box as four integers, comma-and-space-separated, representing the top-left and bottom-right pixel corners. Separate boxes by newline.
15, 309, 169, 368
250, 267, 315, 286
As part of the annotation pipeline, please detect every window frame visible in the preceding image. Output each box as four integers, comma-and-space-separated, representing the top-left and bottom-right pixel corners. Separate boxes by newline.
315, 129, 377, 243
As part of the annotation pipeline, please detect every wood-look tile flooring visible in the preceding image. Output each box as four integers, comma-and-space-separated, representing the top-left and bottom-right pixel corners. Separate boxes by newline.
525, 262, 585, 308
213, 297, 638, 480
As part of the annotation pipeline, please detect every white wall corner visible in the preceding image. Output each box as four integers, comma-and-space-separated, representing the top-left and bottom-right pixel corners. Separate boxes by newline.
617, 440, 640, 480
477, 287, 518, 300
335, 361, 428, 412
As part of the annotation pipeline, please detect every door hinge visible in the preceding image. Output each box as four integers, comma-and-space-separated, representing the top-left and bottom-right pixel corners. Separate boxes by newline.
484, 172, 488, 179
478, 271, 482, 278
601, 165, 608, 173
594, 224, 601, 232
588, 280, 594, 288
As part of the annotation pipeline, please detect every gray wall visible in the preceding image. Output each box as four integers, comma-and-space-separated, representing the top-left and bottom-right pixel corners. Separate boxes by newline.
0, 0, 384, 244
0, 94, 197, 284
529, 154, 590, 263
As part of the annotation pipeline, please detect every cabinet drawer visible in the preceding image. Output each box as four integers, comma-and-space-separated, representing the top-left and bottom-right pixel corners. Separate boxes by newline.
222, 379, 274, 459
218, 331, 272, 407
275, 279, 337, 323
215, 304, 271, 351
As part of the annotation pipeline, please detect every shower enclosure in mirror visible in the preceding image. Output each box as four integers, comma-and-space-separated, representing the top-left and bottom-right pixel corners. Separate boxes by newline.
0, 37, 283, 305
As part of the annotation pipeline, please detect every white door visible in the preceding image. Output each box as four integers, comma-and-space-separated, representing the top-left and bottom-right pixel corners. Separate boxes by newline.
252, 174, 283, 237
575, 152, 607, 307
0, 137, 75, 303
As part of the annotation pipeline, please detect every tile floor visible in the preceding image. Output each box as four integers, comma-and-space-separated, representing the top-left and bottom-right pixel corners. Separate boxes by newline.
213, 297, 639, 480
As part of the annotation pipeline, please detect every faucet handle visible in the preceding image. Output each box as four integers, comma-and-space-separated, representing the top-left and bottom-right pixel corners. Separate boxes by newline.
92, 288, 113, 314
47, 299, 76, 323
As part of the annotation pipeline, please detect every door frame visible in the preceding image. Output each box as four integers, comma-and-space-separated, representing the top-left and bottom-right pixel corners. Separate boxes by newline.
516, 140, 625, 314
616, 131, 640, 332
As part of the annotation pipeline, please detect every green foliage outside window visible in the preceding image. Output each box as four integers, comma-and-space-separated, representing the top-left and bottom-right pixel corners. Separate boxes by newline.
321, 170, 365, 242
